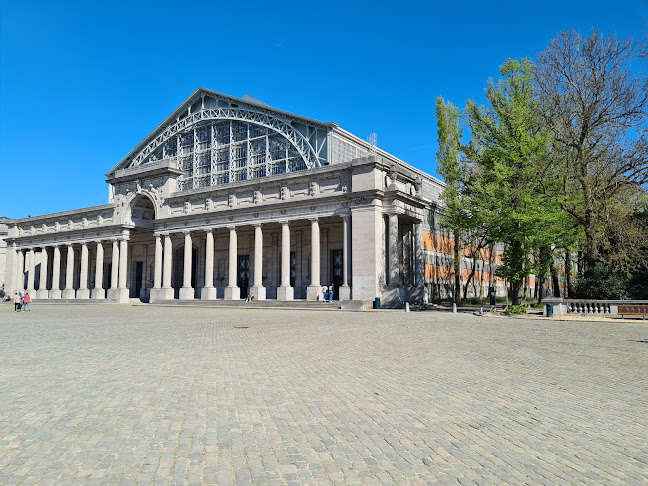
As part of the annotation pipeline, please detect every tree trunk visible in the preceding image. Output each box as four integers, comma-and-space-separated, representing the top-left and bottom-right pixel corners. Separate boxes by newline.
537, 246, 551, 304
565, 250, 574, 298
453, 229, 461, 304
580, 173, 599, 272
550, 258, 561, 297
511, 280, 524, 306
488, 244, 496, 287
478, 253, 485, 300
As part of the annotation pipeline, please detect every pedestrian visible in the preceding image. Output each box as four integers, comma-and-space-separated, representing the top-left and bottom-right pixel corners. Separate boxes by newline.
22, 292, 31, 312
328, 283, 334, 302
13, 292, 21, 312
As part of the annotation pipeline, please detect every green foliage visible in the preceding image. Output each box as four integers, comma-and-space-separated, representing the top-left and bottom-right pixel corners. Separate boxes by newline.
462, 59, 562, 303
504, 305, 528, 315
572, 264, 630, 300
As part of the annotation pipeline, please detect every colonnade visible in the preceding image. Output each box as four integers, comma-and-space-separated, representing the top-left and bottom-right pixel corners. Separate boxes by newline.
151, 215, 352, 301
9, 234, 130, 301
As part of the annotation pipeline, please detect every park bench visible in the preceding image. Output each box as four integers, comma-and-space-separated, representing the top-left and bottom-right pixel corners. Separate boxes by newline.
618, 305, 648, 319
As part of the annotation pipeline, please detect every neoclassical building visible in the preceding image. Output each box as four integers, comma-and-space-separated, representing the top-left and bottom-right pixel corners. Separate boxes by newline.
1, 88, 456, 307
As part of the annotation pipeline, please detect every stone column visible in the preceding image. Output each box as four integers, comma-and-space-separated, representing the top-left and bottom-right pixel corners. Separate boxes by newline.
77, 242, 90, 299
277, 221, 293, 301
160, 233, 174, 300
50, 246, 62, 299
4, 243, 17, 296
224, 226, 240, 300
92, 241, 105, 299
149, 233, 163, 302
249, 223, 266, 300
202, 229, 216, 300
179, 231, 194, 299
111, 232, 130, 303
307, 218, 322, 301
26, 248, 36, 294
110, 240, 119, 290
414, 222, 424, 287
38, 248, 49, 299
62, 245, 76, 299
339, 214, 351, 300
388, 213, 400, 286
16, 249, 25, 291
153, 234, 162, 290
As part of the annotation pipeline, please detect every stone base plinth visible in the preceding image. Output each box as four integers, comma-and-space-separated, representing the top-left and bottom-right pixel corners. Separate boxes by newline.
49, 289, 62, 299
224, 286, 240, 300
307, 285, 323, 301
108, 288, 130, 303
76, 289, 90, 299
250, 286, 266, 300
150, 287, 174, 303
201, 287, 217, 300
179, 287, 194, 300
62, 289, 76, 299
338, 285, 351, 301
37, 289, 50, 300
91, 288, 105, 299
276, 286, 294, 301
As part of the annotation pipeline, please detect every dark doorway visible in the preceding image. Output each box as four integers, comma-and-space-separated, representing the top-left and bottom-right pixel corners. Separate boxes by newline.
238, 255, 250, 298
133, 261, 143, 298
290, 251, 296, 288
174, 246, 198, 298
103, 263, 111, 290
331, 249, 343, 300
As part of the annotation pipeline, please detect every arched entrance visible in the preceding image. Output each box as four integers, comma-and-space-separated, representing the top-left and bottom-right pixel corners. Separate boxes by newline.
125, 194, 157, 301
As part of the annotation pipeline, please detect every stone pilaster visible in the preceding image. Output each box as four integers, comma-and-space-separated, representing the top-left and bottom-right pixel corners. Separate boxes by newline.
201, 229, 216, 300
76, 242, 90, 299
277, 221, 293, 301
37, 248, 49, 299
307, 218, 323, 301
179, 231, 194, 300
62, 245, 76, 299
224, 226, 240, 300
250, 223, 266, 300
50, 246, 62, 299
92, 241, 105, 299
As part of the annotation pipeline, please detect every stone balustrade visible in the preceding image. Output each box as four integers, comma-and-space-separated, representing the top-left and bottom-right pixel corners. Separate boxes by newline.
543, 298, 648, 317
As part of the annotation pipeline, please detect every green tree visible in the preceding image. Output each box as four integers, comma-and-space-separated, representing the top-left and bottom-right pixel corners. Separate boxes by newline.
435, 97, 465, 303
463, 59, 560, 305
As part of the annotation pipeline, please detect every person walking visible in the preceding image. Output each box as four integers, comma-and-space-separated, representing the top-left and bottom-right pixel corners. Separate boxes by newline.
328, 283, 334, 302
13, 292, 21, 312
22, 292, 31, 312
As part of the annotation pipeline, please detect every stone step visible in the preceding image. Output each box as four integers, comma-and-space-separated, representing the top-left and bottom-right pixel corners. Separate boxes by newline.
18, 298, 371, 310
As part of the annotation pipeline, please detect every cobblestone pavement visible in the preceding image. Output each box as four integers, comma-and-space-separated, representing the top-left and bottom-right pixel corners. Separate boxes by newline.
1, 304, 647, 485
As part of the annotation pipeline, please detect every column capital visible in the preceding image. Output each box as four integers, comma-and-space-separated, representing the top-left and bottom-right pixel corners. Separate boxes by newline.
204, 227, 214, 235
227, 225, 237, 231
308, 216, 319, 223
279, 220, 290, 227
182, 229, 192, 235
252, 222, 263, 229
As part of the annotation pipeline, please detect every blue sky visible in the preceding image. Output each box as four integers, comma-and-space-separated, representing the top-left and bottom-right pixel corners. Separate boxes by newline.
1, 0, 647, 218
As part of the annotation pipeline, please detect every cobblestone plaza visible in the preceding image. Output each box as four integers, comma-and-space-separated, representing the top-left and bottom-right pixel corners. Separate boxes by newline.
1, 305, 647, 485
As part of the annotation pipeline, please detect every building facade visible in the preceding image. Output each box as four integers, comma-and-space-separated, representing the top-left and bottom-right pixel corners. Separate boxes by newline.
0, 88, 467, 307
